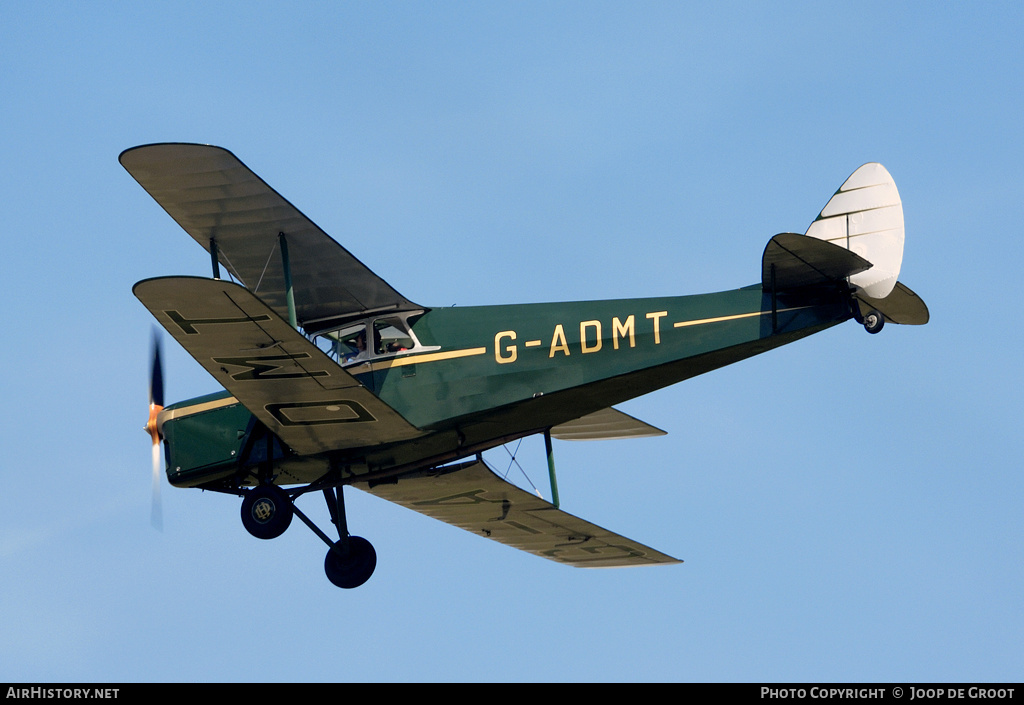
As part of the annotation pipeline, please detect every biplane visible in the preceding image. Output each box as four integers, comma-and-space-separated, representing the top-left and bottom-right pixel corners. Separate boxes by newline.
124, 143, 928, 588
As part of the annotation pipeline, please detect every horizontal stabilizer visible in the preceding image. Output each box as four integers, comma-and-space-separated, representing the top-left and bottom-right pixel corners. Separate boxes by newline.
856, 281, 930, 325
762, 232, 872, 291
550, 407, 666, 441
362, 459, 680, 567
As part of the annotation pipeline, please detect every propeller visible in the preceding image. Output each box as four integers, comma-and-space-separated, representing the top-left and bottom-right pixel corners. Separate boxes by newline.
147, 331, 165, 531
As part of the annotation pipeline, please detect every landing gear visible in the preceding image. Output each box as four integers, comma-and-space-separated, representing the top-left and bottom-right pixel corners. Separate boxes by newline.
324, 536, 377, 589
238, 480, 377, 588
320, 485, 377, 589
862, 309, 885, 334
240, 485, 293, 539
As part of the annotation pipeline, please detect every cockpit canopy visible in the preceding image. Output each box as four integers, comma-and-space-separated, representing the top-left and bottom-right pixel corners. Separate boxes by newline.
314, 312, 432, 367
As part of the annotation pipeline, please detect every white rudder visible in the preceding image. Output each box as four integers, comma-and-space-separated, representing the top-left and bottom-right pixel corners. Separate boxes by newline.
805, 163, 904, 299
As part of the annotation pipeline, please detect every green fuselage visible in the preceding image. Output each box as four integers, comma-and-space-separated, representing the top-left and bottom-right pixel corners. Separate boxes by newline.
161, 283, 850, 488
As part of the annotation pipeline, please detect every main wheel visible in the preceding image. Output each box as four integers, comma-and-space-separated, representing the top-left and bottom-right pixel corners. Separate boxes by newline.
240, 485, 293, 540
863, 309, 885, 334
324, 536, 377, 589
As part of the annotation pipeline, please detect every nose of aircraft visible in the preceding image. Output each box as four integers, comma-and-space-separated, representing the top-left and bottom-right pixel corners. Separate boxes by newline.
147, 330, 165, 530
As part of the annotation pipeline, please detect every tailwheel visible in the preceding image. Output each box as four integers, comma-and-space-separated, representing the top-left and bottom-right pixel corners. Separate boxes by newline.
240, 485, 293, 540
324, 536, 377, 589
863, 309, 885, 334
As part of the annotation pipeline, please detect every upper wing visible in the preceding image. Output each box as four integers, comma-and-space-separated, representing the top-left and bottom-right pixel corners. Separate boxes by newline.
134, 276, 423, 455
361, 459, 680, 567
120, 143, 421, 330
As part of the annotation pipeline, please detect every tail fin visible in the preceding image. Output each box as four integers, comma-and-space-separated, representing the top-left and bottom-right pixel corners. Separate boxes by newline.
805, 163, 904, 299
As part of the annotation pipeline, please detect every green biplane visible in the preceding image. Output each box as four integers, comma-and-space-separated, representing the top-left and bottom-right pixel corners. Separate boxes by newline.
125, 143, 928, 588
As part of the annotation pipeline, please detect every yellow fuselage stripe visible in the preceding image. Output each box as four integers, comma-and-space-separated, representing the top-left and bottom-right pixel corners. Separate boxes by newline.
345, 346, 488, 374
158, 394, 241, 426
673, 311, 764, 328
672, 306, 810, 329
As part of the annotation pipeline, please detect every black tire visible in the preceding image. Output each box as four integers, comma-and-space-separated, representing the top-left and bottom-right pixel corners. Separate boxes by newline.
240, 485, 293, 540
863, 309, 885, 334
324, 536, 377, 589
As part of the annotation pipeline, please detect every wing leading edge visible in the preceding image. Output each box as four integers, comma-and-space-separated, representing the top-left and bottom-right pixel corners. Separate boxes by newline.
121, 143, 422, 329
361, 459, 680, 567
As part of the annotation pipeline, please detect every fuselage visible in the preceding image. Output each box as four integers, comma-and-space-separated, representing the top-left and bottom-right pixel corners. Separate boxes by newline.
160, 282, 851, 488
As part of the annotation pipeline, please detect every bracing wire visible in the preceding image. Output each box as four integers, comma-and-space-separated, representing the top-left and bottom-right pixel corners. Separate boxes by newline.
499, 439, 543, 499
252, 239, 280, 294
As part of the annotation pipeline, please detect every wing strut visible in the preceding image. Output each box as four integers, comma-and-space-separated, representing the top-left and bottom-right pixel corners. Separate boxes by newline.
210, 238, 221, 280
278, 232, 298, 330
544, 429, 561, 508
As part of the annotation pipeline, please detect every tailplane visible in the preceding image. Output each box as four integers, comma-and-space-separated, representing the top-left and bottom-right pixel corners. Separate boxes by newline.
854, 281, 929, 326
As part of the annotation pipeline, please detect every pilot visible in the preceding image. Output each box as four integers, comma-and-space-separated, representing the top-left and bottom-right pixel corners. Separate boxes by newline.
343, 331, 367, 363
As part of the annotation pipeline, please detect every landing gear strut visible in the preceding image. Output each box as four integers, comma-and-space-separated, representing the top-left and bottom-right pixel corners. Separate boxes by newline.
320, 486, 376, 589
238, 481, 377, 588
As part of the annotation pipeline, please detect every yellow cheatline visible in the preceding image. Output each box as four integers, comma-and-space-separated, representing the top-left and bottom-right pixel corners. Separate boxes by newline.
159, 394, 240, 422
672, 311, 764, 328
364, 346, 488, 371
672, 306, 812, 329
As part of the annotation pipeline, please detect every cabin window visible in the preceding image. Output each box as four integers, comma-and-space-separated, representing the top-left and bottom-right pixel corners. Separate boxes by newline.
315, 323, 369, 365
373, 316, 415, 355
314, 313, 432, 368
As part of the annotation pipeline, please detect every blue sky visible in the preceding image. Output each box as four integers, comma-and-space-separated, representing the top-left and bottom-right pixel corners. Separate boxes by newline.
2, 1, 1022, 682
